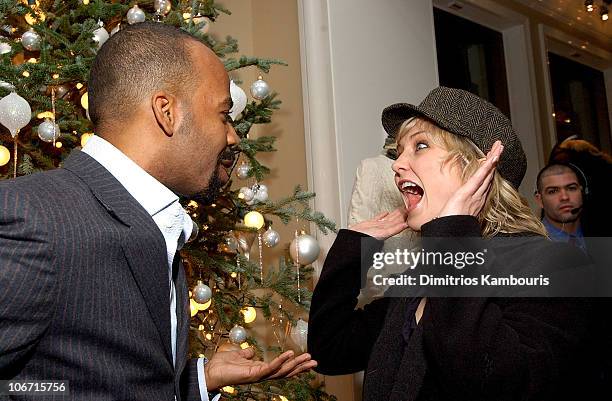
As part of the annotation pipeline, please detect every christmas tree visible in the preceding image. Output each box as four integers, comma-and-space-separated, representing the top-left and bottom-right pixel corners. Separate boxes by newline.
0, 1, 336, 400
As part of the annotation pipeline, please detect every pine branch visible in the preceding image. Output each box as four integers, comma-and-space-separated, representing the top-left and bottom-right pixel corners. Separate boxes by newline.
224, 56, 287, 73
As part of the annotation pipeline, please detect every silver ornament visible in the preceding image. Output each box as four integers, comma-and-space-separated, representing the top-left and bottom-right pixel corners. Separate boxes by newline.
254, 189, 268, 203
263, 228, 280, 248
255, 183, 268, 193
236, 161, 251, 179
229, 80, 247, 121
229, 325, 248, 344
37, 119, 60, 143
235, 231, 256, 254
252, 183, 268, 203
21, 29, 41, 51
290, 319, 308, 352
93, 24, 109, 49
0, 81, 15, 91
250, 76, 270, 100
289, 234, 320, 265
154, 0, 172, 16
193, 15, 211, 34
239, 186, 254, 202
0, 92, 32, 137
0, 42, 11, 55
193, 280, 212, 304
225, 235, 239, 252
127, 5, 146, 25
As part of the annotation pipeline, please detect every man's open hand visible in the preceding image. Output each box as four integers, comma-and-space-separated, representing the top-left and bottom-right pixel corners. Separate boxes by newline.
204, 345, 317, 391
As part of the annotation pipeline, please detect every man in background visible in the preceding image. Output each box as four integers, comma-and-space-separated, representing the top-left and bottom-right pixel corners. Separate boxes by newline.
535, 163, 586, 251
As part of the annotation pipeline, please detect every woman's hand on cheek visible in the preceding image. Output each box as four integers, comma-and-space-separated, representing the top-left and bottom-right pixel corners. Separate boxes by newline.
349, 208, 409, 240
438, 140, 503, 218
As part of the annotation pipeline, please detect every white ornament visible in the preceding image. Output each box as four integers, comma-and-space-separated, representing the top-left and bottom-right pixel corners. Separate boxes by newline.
21, 29, 41, 51
154, 0, 172, 16
0, 42, 11, 55
290, 319, 308, 352
93, 22, 109, 49
193, 280, 212, 304
0, 92, 32, 137
263, 228, 280, 248
229, 80, 247, 121
37, 118, 60, 143
110, 24, 121, 36
193, 15, 211, 34
250, 76, 270, 100
127, 5, 146, 25
290, 234, 320, 265
239, 186, 254, 202
229, 325, 248, 344
235, 161, 251, 179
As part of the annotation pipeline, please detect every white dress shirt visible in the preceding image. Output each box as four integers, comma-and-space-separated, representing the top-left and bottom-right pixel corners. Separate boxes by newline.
83, 135, 218, 401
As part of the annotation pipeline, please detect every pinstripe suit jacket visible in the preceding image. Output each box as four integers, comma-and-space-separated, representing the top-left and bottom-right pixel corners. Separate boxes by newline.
0, 150, 201, 400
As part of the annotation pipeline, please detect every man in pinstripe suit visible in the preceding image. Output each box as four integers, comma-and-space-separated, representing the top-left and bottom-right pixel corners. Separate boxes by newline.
0, 23, 315, 400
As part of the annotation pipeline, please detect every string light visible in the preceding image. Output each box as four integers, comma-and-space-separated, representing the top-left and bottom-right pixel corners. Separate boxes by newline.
585, 0, 594, 11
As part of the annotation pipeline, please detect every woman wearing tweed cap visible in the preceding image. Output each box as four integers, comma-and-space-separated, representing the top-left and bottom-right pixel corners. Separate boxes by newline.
308, 87, 605, 401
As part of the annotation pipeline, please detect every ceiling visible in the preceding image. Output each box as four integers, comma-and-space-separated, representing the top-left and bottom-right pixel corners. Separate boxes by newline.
514, 0, 612, 44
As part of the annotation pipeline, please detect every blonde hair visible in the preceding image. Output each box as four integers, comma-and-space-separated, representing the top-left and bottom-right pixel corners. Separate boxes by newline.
397, 118, 547, 238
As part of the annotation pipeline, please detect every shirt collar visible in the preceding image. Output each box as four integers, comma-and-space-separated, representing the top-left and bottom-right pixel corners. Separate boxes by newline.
81, 135, 178, 218
542, 216, 583, 238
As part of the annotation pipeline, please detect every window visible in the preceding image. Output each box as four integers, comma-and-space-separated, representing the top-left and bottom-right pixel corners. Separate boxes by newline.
434, 8, 511, 118
548, 52, 611, 153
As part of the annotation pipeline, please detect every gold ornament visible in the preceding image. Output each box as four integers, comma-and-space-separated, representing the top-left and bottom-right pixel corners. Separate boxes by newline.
195, 299, 211, 311
189, 299, 199, 317
243, 211, 264, 229
0, 145, 10, 166
241, 307, 257, 324
222, 386, 235, 394
81, 133, 93, 147
80, 92, 88, 110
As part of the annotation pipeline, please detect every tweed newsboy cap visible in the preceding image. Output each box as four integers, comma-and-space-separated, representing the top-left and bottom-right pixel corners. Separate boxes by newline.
382, 86, 527, 189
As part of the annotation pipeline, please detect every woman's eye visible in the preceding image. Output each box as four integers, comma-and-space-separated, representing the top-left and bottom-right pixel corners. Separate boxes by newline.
415, 142, 428, 151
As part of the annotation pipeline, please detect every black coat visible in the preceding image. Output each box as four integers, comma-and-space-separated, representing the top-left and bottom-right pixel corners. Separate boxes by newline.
0, 151, 201, 400
309, 216, 609, 401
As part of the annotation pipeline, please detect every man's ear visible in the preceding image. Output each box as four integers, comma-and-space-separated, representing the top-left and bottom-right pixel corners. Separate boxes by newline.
534, 193, 543, 209
151, 91, 180, 137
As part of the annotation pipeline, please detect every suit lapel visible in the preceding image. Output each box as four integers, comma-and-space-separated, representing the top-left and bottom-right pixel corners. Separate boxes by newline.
63, 150, 174, 365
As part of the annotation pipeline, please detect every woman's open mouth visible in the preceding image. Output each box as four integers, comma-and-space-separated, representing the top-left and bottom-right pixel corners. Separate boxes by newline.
398, 180, 424, 213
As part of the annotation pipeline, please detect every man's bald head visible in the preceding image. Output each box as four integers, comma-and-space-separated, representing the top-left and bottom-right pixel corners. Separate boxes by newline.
88, 22, 209, 131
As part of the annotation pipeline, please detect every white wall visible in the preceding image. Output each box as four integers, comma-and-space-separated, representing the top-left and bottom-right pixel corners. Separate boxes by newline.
300, 0, 439, 239
326, 0, 439, 225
